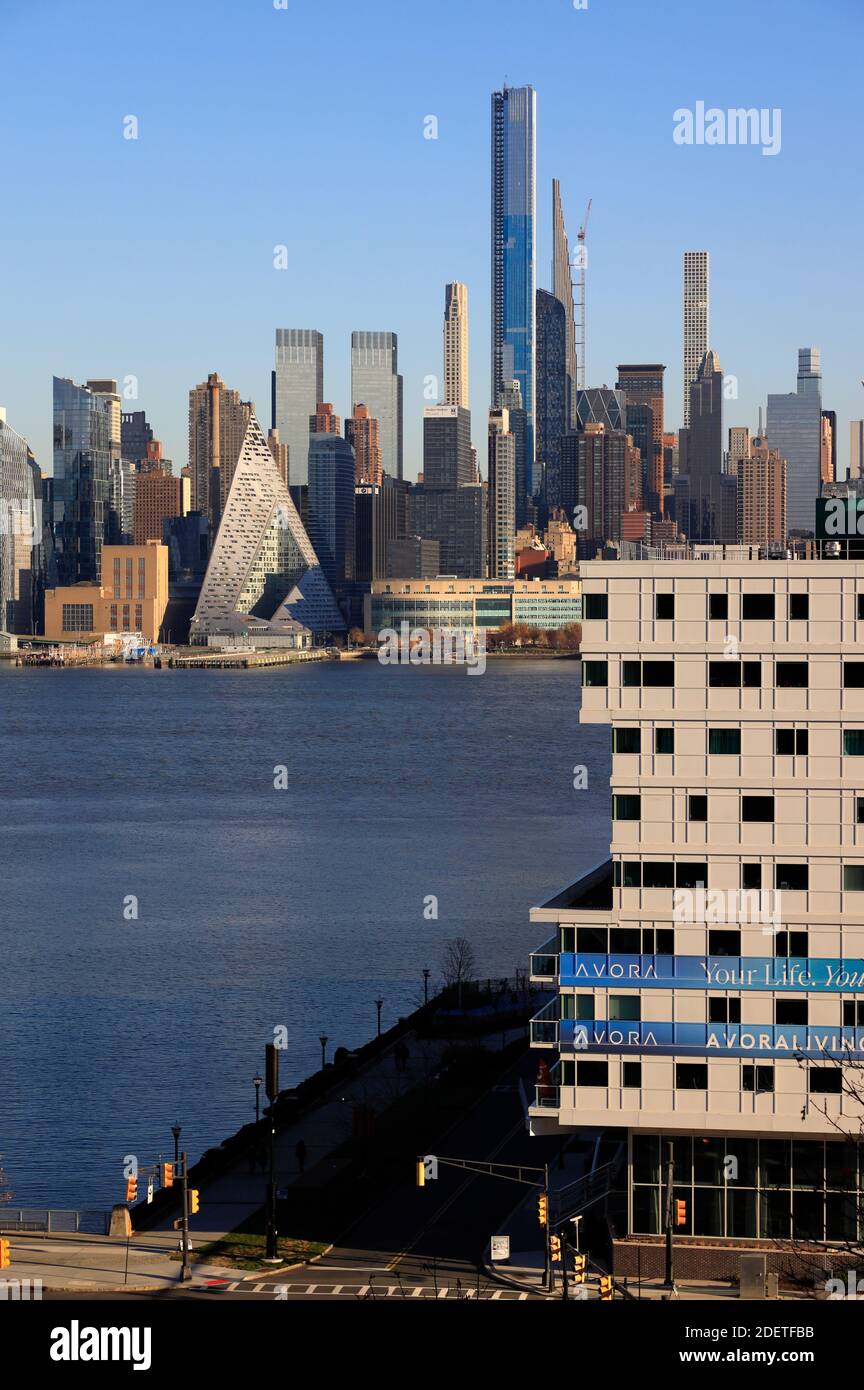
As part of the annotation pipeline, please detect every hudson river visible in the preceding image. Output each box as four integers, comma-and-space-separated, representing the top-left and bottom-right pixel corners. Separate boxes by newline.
0, 658, 610, 1209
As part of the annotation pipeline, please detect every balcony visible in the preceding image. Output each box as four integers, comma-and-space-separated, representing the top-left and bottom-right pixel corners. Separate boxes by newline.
529, 936, 559, 983
529, 997, 559, 1047
532, 1059, 561, 1110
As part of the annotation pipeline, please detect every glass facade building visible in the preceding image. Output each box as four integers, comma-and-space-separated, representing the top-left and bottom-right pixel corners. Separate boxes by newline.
272, 329, 324, 490
767, 348, 822, 535
350, 332, 403, 481
52, 377, 111, 586
491, 86, 536, 506
535, 289, 567, 514
0, 413, 40, 633
307, 433, 356, 590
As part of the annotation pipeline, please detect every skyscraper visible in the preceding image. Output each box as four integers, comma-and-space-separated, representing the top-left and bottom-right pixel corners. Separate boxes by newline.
491, 85, 537, 505
443, 282, 469, 409
487, 408, 516, 579
535, 290, 567, 518
737, 442, 787, 544
272, 329, 324, 490
850, 421, 864, 481
53, 376, 112, 585
767, 348, 823, 534
551, 179, 578, 427
502, 381, 528, 526
188, 373, 252, 540
422, 405, 473, 488
682, 251, 709, 429
0, 409, 40, 633
309, 403, 340, 436
676, 349, 736, 542
350, 332, 403, 480
569, 423, 641, 546
308, 433, 356, 590
616, 365, 665, 515
346, 404, 382, 485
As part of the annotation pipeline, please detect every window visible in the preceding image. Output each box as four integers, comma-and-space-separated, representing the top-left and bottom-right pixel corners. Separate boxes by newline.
789, 594, 809, 621
844, 663, 864, 688
775, 729, 808, 756
842, 1001, 864, 1027
777, 661, 808, 688
613, 728, 641, 754
676, 863, 708, 889
576, 926, 606, 952
742, 594, 775, 620
643, 862, 675, 888
858, 595, 864, 621
709, 728, 741, 755
709, 661, 761, 687
776, 1000, 808, 1026
610, 928, 641, 953
576, 1061, 609, 1087
743, 662, 762, 687
843, 866, 864, 892
656, 929, 675, 954
709, 593, 728, 620
743, 1065, 775, 1094
776, 864, 808, 891
613, 794, 641, 821
655, 728, 674, 755
708, 997, 741, 1024
775, 932, 808, 958
742, 795, 774, 822
613, 861, 642, 888
623, 660, 641, 687
584, 594, 608, 620
742, 863, 762, 890
676, 1063, 708, 1090
643, 661, 675, 687
709, 929, 740, 956
857, 798, 864, 826
574, 995, 595, 1021
655, 594, 675, 620
609, 995, 641, 1022
622, 1062, 642, 1088
809, 1069, 842, 1095
688, 794, 708, 822
61, 603, 94, 632
582, 661, 607, 687
844, 731, 864, 756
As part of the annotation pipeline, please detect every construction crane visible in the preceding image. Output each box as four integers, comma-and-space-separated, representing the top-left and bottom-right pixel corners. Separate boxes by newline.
573, 198, 592, 389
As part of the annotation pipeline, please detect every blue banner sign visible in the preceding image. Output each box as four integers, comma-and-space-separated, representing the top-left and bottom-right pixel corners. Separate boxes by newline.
560, 1019, 864, 1059
559, 953, 864, 992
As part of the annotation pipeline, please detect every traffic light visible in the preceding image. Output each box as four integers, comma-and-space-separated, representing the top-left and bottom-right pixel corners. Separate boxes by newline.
416, 1159, 425, 1188
265, 1043, 279, 1102
572, 1253, 586, 1285
599, 1274, 613, 1301
549, 1234, 562, 1263
125, 1178, 138, 1204
189, 1189, 200, 1215
675, 1199, 687, 1227
161, 1163, 174, 1189
0, 1239, 10, 1269
537, 1193, 548, 1227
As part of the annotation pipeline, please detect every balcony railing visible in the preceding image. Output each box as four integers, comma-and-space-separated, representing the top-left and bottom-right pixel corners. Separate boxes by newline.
529, 936, 559, 982
533, 1059, 561, 1109
530, 997, 559, 1046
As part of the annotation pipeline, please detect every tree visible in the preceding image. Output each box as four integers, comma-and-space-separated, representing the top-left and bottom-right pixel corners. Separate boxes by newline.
441, 937, 478, 1010
348, 627, 366, 647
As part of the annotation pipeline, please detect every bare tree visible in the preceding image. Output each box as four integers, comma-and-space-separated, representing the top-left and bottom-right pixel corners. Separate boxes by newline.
441, 937, 477, 1009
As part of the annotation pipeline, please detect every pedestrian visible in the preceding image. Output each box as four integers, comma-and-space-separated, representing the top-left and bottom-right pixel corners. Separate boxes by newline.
295, 1139, 307, 1174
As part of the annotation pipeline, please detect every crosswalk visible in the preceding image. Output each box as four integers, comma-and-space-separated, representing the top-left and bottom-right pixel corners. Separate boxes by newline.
195, 1279, 532, 1300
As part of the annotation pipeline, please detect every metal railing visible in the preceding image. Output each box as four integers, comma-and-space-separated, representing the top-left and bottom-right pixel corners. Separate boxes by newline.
529, 998, 559, 1046
0, 1209, 110, 1235
529, 936, 559, 981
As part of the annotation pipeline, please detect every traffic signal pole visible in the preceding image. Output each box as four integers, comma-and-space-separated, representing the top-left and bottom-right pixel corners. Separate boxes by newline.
543, 1163, 552, 1293
663, 1139, 675, 1292
180, 1151, 191, 1283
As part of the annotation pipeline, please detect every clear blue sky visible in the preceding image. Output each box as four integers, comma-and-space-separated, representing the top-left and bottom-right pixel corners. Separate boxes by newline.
1, 0, 861, 477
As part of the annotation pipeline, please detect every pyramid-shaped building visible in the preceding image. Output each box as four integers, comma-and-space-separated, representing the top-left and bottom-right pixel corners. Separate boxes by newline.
189, 414, 345, 643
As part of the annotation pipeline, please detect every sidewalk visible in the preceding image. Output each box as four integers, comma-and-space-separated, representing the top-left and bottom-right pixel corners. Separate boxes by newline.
0, 1230, 240, 1292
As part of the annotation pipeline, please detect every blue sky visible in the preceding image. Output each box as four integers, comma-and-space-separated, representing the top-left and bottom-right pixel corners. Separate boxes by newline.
1, 0, 861, 477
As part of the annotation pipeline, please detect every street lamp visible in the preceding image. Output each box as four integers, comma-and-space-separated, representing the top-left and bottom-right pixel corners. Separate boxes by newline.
319, 1034, 328, 1069
171, 1123, 182, 1177
375, 999, 384, 1036
422, 969, 430, 1004
253, 1074, 263, 1125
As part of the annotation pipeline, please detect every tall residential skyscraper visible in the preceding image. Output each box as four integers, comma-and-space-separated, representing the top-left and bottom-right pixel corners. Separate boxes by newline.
272, 329, 324, 491
309, 403, 340, 436
535, 290, 567, 514
346, 404, 382, 485
308, 433, 356, 590
350, 332, 403, 480
0, 409, 40, 633
443, 282, 469, 409
487, 408, 516, 579
53, 376, 112, 585
676, 349, 736, 542
188, 373, 252, 541
552, 179, 578, 427
767, 348, 823, 534
491, 84, 537, 504
737, 441, 787, 544
850, 420, 864, 481
682, 251, 709, 429
422, 405, 473, 488
616, 365, 666, 516
728, 426, 751, 470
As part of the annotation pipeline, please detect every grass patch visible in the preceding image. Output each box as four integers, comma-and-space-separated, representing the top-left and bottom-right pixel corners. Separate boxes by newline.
171, 1230, 327, 1271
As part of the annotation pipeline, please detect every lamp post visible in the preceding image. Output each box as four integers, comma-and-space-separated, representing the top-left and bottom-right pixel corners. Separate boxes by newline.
375, 999, 384, 1037
319, 1034, 328, 1070
422, 969, 430, 1004
171, 1123, 181, 1178
253, 1074, 262, 1125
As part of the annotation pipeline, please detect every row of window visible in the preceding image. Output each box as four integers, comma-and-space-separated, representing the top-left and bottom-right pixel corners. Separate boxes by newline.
584, 658, 864, 689
563, 1058, 842, 1093
613, 726, 818, 756
612, 859, 864, 893
564, 994, 864, 1028
612, 791, 864, 824
584, 593, 864, 623
559, 924, 810, 958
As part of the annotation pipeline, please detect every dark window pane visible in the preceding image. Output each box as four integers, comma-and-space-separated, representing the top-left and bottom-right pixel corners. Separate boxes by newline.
760, 1189, 791, 1239
622, 660, 641, 687
632, 1184, 660, 1234
655, 594, 675, 620
584, 594, 608, 620
576, 926, 607, 952
609, 995, 641, 1022
632, 1135, 660, 1184
742, 594, 775, 620
708, 593, 728, 620
844, 730, 864, 756
743, 661, 762, 688
613, 727, 641, 754
743, 795, 774, 822
709, 728, 741, 755
789, 594, 809, 620
793, 1140, 823, 1189
675, 1063, 707, 1090
694, 1186, 724, 1236
728, 1189, 757, 1238
613, 794, 641, 821
656, 929, 675, 953
796, 730, 809, 755
777, 1000, 808, 1025
742, 863, 762, 889
776, 864, 808, 891
775, 729, 795, 755
688, 794, 707, 821
676, 863, 708, 889
709, 660, 740, 687
582, 660, 608, 687
777, 661, 809, 688
576, 1060, 608, 1087
760, 1140, 791, 1189
643, 661, 675, 687
642, 862, 674, 888
622, 1061, 642, 1089
610, 928, 641, 953
792, 1190, 823, 1241
844, 865, 864, 892
810, 1068, 842, 1095
655, 727, 674, 754
621, 861, 641, 887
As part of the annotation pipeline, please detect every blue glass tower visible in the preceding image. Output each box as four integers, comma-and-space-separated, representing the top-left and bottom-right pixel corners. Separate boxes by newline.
491, 85, 536, 509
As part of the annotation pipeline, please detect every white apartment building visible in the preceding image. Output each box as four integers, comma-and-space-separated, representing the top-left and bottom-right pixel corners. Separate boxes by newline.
529, 557, 864, 1278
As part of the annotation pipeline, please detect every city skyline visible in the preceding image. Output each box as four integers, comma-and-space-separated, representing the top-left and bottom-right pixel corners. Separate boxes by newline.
1, 0, 860, 480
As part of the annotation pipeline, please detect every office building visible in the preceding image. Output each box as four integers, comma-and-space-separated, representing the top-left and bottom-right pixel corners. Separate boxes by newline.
565, 423, 641, 546
366, 575, 581, 638
767, 349, 823, 534
190, 414, 345, 642
502, 381, 529, 526
386, 536, 441, 580
272, 329, 324, 491
575, 387, 625, 433
346, 404, 382, 485
0, 410, 40, 633
308, 432, 356, 590
552, 179, 578, 427
821, 413, 835, 486
121, 410, 155, 468
410, 483, 486, 578
682, 252, 709, 429
491, 85, 537, 504
133, 467, 184, 546
536, 290, 568, 515
422, 406, 473, 488
44, 541, 168, 644
728, 427, 751, 472
850, 422, 864, 482
617, 365, 665, 516
350, 332, 403, 480
188, 373, 252, 539
737, 442, 787, 545
530, 557, 864, 1279
53, 376, 112, 586
488, 408, 516, 579
676, 350, 736, 543
354, 480, 404, 584
443, 282, 469, 409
